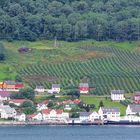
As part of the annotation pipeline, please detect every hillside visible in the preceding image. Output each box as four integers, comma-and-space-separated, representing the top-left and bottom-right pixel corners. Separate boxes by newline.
0, 0, 140, 41
0, 40, 140, 95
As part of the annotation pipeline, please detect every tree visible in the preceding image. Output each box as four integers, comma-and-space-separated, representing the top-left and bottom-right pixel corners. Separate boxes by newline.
0, 53, 5, 61
0, 43, 6, 61
47, 101, 54, 108
15, 75, 22, 82
99, 101, 104, 108
67, 90, 80, 99
20, 100, 33, 108
22, 107, 36, 115
19, 88, 35, 100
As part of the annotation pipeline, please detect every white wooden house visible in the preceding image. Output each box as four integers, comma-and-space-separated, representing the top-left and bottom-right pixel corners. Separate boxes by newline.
35, 86, 45, 93
0, 105, 17, 119
111, 90, 125, 101
51, 84, 60, 94
98, 107, 120, 120
79, 111, 100, 122
126, 105, 140, 116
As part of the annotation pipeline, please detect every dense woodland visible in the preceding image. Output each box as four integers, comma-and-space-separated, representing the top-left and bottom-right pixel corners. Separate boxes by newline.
0, 0, 140, 41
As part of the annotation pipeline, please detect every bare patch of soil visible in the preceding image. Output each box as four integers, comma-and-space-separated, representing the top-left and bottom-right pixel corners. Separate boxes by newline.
24, 75, 58, 82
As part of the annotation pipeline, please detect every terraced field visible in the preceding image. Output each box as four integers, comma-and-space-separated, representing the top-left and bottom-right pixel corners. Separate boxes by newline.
18, 45, 140, 95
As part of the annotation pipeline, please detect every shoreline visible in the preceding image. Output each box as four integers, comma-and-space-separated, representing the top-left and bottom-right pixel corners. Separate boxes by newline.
0, 121, 140, 126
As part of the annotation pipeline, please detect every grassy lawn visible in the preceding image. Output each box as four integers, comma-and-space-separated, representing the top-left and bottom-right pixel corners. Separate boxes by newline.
80, 95, 127, 116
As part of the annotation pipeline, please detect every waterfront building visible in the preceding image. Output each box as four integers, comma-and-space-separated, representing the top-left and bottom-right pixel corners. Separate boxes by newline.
98, 107, 120, 120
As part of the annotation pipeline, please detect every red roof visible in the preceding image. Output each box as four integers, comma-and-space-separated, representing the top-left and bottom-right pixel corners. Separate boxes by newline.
55, 109, 63, 114
73, 99, 81, 103
39, 100, 49, 105
15, 83, 24, 89
9, 99, 26, 104
42, 109, 63, 114
28, 114, 37, 118
42, 109, 51, 114
63, 100, 73, 105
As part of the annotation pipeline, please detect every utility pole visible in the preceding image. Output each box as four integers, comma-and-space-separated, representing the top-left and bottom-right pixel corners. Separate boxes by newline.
54, 36, 57, 47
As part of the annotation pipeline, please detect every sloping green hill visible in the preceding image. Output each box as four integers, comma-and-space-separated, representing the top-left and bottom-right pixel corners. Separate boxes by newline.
0, 40, 140, 95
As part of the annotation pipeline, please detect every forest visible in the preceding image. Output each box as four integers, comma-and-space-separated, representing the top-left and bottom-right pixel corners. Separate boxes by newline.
0, 0, 140, 41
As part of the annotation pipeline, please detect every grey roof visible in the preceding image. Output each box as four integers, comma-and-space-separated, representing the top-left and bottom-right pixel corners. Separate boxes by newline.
101, 107, 120, 113
80, 112, 92, 117
111, 90, 125, 94
134, 91, 140, 96
52, 84, 60, 88
5, 81, 16, 85
129, 105, 140, 113
79, 83, 89, 88
36, 86, 44, 89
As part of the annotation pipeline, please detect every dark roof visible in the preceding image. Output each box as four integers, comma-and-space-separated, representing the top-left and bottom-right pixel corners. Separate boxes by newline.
80, 112, 92, 117
111, 90, 125, 94
101, 107, 120, 113
129, 105, 140, 112
36, 86, 44, 89
5, 81, 16, 85
52, 84, 60, 88
134, 91, 140, 96
0, 91, 11, 97
79, 83, 89, 88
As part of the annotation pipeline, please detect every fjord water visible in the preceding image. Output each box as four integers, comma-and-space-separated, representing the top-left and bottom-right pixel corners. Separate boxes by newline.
0, 126, 139, 140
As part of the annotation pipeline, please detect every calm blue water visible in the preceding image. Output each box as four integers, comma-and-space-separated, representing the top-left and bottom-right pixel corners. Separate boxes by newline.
0, 125, 140, 140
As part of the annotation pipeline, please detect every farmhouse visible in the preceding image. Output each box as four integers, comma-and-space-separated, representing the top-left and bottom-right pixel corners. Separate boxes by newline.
98, 107, 120, 120
126, 105, 140, 116
133, 91, 140, 103
111, 90, 125, 101
79, 83, 89, 94
35, 86, 45, 93
79, 111, 100, 122
51, 84, 60, 94
0, 91, 11, 101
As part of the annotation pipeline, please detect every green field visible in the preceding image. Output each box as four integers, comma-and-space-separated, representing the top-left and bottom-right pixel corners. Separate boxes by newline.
80, 95, 127, 115
0, 40, 140, 95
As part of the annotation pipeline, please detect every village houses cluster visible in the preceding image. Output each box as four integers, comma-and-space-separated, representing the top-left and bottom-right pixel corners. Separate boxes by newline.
0, 80, 140, 123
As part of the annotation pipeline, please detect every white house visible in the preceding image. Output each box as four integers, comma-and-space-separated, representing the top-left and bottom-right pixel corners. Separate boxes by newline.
35, 86, 45, 93
79, 111, 100, 122
51, 84, 60, 94
98, 107, 120, 120
126, 105, 140, 116
79, 83, 89, 94
14, 113, 26, 122
37, 100, 49, 111
111, 90, 125, 101
0, 105, 17, 119
42, 109, 69, 121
